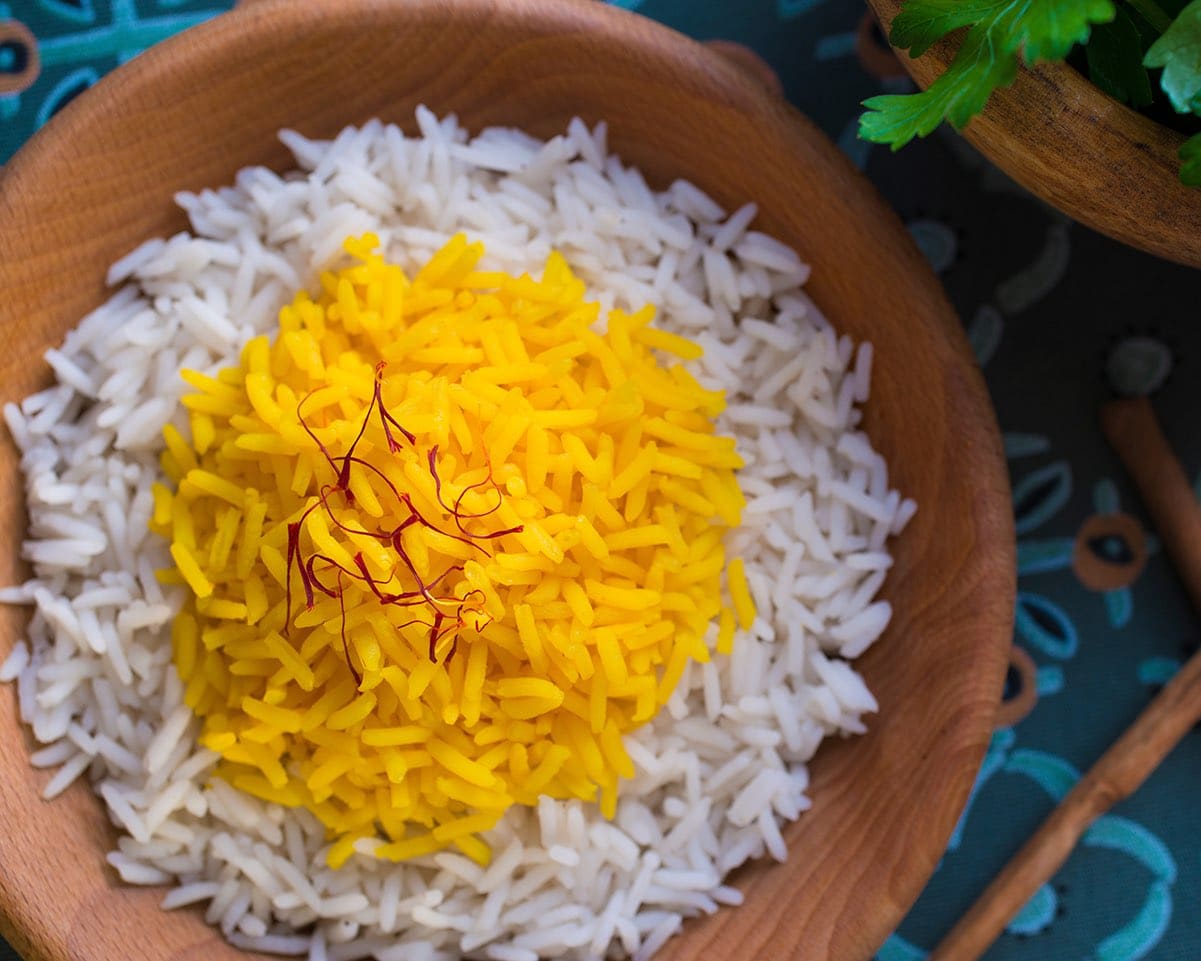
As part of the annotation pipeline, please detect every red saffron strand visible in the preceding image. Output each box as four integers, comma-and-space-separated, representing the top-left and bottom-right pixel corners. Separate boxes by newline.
284, 522, 300, 635
285, 365, 522, 667
425, 451, 524, 544
350, 550, 463, 605
375, 363, 416, 450
398, 491, 490, 558
451, 467, 503, 520
451, 471, 525, 540
296, 390, 341, 479
428, 611, 446, 663
336, 571, 362, 686
305, 553, 356, 599
335, 385, 378, 497
390, 534, 456, 612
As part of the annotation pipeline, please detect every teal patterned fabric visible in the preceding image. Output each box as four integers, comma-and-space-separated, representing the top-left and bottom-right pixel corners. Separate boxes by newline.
2, 2, 1200, 960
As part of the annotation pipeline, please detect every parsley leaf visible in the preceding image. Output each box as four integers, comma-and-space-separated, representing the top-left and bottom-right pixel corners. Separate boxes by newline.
1144, 0, 1201, 112
860, 0, 1116, 149
1180, 131, 1201, 184
1019, 0, 1117, 60
860, 26, 1018, 148
1087, 7, 1155, 107
890, 0, 1009, 57
1127, 0, 1176, 35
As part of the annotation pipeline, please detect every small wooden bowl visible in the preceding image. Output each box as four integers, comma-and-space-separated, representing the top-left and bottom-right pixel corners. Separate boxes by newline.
866, 0, 1201, 269
0, 1, 1014, 959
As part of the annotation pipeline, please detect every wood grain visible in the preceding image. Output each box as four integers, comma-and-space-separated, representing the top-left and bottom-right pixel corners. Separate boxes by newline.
929, 648, 1201, 961
0, 2, 1014, 960
866, 0, 1201, 270
926, 397, 1201, 960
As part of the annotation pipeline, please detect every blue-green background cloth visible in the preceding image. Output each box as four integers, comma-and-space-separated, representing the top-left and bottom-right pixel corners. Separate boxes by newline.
2, 1, 1199, 959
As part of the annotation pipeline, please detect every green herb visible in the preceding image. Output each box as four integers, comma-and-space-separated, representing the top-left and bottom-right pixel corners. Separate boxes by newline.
1087, 8, 1154, 107
1180, 131, 1201, 183
1145, 1, 1201, 108
1127, 0, 1174, 33
858, 0, 1201, 185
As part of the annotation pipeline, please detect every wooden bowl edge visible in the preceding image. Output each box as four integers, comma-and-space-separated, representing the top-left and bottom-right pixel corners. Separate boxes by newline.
865, 0, 1201, 270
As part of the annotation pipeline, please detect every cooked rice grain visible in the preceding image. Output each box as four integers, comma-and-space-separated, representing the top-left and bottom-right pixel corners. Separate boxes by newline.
3, 110, 911, 961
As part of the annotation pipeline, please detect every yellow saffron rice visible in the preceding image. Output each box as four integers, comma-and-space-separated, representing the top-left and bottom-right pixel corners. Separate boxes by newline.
156, 233, 752, 866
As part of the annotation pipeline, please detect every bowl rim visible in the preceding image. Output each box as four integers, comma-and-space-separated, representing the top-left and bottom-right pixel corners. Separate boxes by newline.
0, 2, 1014, 959
865, 0, 1201, 271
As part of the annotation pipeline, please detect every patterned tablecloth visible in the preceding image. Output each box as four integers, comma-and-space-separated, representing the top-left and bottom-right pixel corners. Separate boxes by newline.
2, 2, 1199, 960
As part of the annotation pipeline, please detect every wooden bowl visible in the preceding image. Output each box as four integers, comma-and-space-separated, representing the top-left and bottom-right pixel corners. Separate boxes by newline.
0, 1, 1014, 959
866, 0, 1201, 269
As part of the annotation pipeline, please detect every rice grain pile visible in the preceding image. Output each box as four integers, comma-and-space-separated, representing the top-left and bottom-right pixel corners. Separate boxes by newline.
1, 109, 914, 961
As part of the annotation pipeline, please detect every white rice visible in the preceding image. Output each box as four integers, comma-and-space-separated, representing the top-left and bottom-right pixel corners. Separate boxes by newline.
2, 108, 914, 960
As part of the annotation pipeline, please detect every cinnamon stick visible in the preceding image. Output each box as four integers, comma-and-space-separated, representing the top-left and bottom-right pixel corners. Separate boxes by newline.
928, 396, 1201, 961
